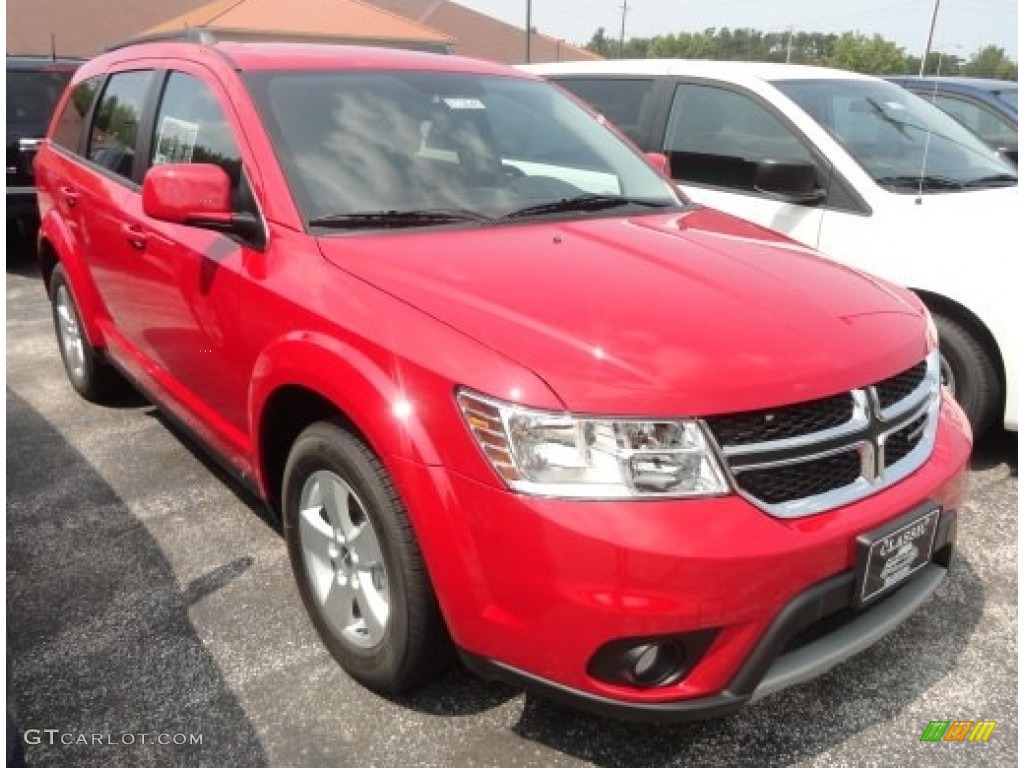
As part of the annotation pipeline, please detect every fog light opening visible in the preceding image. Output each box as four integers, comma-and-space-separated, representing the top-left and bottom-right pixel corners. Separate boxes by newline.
627, 642, 684, 687
588, 630, 718, 690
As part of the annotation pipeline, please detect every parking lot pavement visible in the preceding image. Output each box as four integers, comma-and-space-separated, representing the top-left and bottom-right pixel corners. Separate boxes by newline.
6, 252, 1018, 768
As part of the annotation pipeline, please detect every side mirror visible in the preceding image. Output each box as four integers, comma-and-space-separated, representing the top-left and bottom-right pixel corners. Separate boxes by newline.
143, 163, 232, 223
754, 159, 827, 204
644, 151, 669, 175
142, 163, 262, 242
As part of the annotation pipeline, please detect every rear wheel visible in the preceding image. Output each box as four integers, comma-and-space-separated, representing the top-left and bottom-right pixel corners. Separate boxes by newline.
283, 422, 450, 693
49, 265, 123, 403
934, 313, 1001, 436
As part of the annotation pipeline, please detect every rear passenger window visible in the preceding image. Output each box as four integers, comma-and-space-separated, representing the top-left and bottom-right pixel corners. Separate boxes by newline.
88, 71, 155, 179
52, 76, 102, 153
553, 77, 656, 146
150, 72, 244, 192
664, 83, 813, 192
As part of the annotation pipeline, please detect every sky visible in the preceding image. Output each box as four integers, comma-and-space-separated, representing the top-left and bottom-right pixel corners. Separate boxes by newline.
459, 0, 1019, 60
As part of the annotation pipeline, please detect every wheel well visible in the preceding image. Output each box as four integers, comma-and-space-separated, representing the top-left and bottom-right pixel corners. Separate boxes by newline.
914, 289, 1005, 391
38, 239, 59, 296
258, 386, 364, 515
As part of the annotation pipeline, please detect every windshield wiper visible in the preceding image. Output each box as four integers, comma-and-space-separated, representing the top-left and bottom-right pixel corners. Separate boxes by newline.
503, 195, 674, 220
864, 97, 1007, 168
962, 173, 1018, 189
309, 208, 494, 229
875, 175, 964, 191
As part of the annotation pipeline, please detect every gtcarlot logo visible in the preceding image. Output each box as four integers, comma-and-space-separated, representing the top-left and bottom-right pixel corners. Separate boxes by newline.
24, 730, 203, 746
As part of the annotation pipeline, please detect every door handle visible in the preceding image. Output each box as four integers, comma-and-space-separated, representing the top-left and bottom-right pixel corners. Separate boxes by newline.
59, 186, 80, 208
121, 223, 149, 251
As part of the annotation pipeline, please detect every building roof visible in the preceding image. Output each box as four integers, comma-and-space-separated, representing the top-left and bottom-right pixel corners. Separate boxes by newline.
365, 1, 601, 64
143, 0, 453, 51
6, 0, 209, 57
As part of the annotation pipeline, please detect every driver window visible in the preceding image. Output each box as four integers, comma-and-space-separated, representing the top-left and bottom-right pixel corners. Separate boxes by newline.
664, 83, 813, 192
150, 72, 249, 210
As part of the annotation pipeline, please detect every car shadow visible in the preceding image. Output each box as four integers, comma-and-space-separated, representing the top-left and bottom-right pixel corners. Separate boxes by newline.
6, 225, 40, 276
970, 426, 1017, 474
6, 389, 271, 768
506, 553, 985, 766
145, 408, 282, 534
391, 665, 520, 717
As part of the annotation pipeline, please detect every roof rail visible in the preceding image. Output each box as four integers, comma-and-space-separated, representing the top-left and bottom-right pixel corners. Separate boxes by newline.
102, 27, 218, 53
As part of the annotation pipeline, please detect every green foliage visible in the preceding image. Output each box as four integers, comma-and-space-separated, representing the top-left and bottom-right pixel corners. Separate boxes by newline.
586, 27, 615, 58
584, 27, 1017, 81
963, 45, 1018, 80
830, 33, 907, 74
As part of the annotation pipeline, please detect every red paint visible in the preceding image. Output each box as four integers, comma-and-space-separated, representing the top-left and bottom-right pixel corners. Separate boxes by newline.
36, 40, 972, 712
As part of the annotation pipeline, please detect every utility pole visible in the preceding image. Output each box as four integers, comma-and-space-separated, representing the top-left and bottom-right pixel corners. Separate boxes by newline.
785, 27, 794, 64
619, 1, 630, 58
525, 0, 532, 64
919, 0, 941, 76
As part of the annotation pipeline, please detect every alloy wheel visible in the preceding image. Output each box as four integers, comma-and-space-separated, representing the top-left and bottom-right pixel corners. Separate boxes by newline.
54, 284, 86, 383
298, 470, 390, 649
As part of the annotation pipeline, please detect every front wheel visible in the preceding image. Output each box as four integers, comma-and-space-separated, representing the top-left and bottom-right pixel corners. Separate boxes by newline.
282, 422, 450, 693
934, 313, 1001, 436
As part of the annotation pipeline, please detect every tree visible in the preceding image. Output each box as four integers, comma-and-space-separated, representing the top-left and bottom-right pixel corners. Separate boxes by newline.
908, 51, 964, 76
965, 45, 1017, 80
585, 27, 615, 58
828, 32, 908, 74
581, 26, 1017, 81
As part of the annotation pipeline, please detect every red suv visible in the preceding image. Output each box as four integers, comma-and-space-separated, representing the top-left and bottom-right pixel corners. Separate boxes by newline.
35, 32, 971, 721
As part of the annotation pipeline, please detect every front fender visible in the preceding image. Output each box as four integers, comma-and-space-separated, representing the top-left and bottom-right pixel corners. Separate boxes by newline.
249, 331, 441, 481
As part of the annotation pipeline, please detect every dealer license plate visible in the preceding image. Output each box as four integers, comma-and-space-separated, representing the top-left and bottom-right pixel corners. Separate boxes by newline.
856, 505, 940, 606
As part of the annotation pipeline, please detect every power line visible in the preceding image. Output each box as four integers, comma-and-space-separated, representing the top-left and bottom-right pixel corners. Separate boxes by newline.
619, 2, 630, 57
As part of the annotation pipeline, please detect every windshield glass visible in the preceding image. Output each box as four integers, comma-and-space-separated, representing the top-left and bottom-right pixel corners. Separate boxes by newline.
775, 78, 1017, 191
247, 70, 681, 227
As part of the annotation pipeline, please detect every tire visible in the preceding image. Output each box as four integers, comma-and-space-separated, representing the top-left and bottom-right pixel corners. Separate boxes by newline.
282, 422, 450, 693
49, 265, 123, 403
934, 313, 1001, 436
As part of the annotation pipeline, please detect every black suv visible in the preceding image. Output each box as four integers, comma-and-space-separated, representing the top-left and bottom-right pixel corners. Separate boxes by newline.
7, 56, 81, 234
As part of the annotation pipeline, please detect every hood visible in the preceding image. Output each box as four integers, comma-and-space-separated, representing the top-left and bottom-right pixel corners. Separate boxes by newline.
317, 209, 928, 415
906, 183, 1018, 219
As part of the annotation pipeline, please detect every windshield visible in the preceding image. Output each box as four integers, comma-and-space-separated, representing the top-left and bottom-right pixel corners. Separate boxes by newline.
247, 70, 681, 227
775, 78, 1017, 191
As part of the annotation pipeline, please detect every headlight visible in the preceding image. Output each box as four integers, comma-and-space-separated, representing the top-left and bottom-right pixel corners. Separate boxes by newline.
456, 390, 729, 499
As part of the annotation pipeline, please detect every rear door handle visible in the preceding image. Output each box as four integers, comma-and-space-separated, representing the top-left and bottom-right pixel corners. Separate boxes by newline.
121, 223, 149, 251
60, 186, 80, 208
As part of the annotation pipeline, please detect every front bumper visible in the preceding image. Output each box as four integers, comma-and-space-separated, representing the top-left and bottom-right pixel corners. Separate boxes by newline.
390, 394, 971, 719
461, 539, 952, 722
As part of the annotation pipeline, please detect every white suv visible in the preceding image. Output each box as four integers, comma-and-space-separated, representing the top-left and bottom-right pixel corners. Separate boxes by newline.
524, 60, 1018, 435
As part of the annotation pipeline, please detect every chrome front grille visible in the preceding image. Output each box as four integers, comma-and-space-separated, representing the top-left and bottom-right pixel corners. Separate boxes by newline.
703, 351, 942, 518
